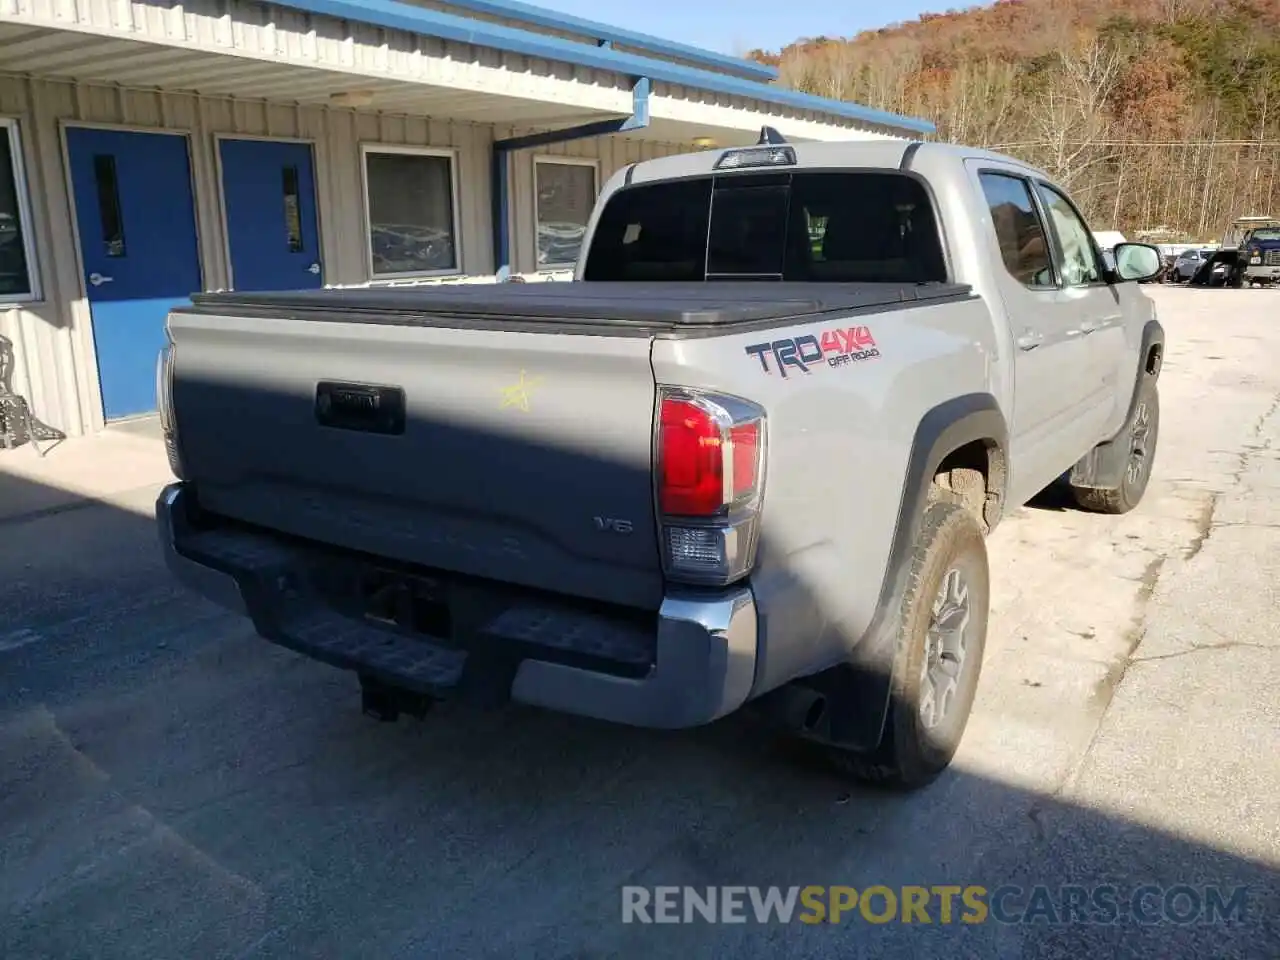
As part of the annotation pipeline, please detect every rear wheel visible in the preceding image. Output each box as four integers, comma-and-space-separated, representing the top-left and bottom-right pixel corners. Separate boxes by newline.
826, 501, 989, 790
1071, 379, 1159, 514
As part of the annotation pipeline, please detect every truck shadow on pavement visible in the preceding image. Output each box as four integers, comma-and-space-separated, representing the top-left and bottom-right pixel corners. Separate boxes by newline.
1023, 474, 1082, 513
0, 466, 1276, 960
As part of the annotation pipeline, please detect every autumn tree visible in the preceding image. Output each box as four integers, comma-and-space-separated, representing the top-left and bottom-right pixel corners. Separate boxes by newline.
755, 0, 1280, 237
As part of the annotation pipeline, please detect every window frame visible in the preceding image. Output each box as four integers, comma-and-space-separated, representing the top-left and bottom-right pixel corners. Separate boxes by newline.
532, 155, 599, 271
1032, 178, 1109, 289
359, 143, 463, 280
0, 117, 41, 304
976, 168, 1059, 292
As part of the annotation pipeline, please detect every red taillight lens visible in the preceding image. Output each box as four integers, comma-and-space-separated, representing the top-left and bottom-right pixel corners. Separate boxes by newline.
656, 387, 767, 586
729, 422, 760, 499
659, 397, 725, 516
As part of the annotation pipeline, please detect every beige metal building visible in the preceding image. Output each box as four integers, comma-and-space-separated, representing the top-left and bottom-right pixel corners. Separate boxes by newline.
0, 0, 934, 436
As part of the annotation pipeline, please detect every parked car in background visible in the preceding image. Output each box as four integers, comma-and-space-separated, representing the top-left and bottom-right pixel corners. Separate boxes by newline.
1156, 243, 1196, 277
1170, 248, 1215, 282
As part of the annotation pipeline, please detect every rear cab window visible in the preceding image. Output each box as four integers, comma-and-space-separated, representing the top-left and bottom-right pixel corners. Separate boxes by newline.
581, 171, 948, 284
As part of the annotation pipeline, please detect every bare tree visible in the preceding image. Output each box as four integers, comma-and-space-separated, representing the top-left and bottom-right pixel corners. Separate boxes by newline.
1026, 40, 1126, 191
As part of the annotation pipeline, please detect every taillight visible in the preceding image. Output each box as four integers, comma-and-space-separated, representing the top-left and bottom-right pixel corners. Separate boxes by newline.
156, 336, 186, 480
655, 387, 766, 586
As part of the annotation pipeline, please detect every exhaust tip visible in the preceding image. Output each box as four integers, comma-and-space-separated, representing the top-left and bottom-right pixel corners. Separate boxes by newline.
765, 685, 828, 735
802, 695, 827, 732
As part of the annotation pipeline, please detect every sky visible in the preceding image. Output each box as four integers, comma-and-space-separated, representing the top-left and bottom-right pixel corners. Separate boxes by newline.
526, 0, 946, 56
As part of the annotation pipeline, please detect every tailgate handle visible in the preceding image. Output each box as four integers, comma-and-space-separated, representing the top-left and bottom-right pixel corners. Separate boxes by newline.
315, 381, 406, 436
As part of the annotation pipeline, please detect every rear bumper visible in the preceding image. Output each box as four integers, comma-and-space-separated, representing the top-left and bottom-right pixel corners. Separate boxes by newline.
157, 482, 758, 729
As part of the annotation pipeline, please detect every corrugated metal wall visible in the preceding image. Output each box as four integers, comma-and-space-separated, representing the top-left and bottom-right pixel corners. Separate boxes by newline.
0, 74, 690, 437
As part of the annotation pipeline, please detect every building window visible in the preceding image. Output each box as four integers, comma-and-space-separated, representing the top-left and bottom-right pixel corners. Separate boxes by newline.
0, 119, 38, 301
362, 146, 459, 278
534, 157, 598, 269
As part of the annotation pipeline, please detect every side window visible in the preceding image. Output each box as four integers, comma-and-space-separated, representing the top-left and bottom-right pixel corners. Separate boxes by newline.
1035, 183, 1102, 286
978, 172, 1054, 288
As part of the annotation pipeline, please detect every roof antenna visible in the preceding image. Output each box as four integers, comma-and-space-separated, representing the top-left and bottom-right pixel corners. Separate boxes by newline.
757, 126, 786, 145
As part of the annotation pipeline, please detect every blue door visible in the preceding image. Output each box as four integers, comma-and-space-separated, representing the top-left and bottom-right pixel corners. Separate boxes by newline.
218, 138, 322, 291
66, 128, 202, 420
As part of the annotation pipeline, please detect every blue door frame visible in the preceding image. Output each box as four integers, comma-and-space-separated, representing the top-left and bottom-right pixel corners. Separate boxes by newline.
66, 127, 203, 421
218, 138, 322, 291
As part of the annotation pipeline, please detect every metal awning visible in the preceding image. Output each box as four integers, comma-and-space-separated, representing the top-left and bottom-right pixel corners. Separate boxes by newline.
0, 0, 932, 141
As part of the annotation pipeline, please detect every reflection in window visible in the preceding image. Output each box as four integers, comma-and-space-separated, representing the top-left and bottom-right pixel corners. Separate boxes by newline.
282, 165, 304, 253
364, 151, 457, 276
93, 154, 126, 258
0, 122, 33, 298
534, 161, 597, 268
1037, 184, 1102, 286
707, 182, 789, 277
805, 210, 829, 260
979, 173, 1055, 288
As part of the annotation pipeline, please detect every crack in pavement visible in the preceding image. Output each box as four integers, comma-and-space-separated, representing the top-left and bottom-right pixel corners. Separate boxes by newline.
1131, 640, 1273, 664
1183, 495, 1218, 560
1033, 387, 1280, 830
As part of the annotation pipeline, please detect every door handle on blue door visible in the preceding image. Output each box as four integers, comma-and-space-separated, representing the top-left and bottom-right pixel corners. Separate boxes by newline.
1017, 330, 1043, 351
307, 263, 321, 274
87, 272, 114, 287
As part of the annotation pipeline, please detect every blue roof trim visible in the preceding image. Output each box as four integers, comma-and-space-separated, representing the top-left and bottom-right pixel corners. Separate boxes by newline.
278, 0, 938, 134
424, 0, 778, 81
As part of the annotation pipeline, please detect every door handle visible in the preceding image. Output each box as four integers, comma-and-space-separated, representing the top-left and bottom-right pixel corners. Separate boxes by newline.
307, 263, 321, 275
88, 272, 114, 287
1017, 330, 1044, 351
1080, 319, 1103, 335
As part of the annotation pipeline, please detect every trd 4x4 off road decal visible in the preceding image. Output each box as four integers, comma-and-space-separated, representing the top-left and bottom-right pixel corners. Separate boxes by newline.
744, 325, 880, 378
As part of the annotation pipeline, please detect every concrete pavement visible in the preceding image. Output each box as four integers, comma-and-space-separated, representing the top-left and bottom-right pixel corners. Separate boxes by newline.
0, 415, 170, 524
0, 287, 1276, 958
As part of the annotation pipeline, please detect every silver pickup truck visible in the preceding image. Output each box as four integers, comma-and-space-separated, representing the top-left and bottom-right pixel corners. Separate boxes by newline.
156, 137, 1165, 789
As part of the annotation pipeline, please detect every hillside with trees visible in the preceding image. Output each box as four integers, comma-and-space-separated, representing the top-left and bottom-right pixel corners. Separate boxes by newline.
749, 0, 1280, 239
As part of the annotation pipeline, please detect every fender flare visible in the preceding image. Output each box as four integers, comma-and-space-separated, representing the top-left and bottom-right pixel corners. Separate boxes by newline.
1123, 318, 1165, 424
1069, 317, 1164, 490
798, 392, 1008, 752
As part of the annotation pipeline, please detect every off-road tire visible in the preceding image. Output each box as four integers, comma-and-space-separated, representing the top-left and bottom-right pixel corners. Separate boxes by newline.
1071, 379, 1160, 515
826, 501, 989, 790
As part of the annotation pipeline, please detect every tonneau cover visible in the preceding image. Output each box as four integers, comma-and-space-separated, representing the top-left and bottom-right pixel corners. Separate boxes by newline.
187, 281, 973, 330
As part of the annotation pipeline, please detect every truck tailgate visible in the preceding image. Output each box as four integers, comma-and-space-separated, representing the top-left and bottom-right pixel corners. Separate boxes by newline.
167, 307, 663, 610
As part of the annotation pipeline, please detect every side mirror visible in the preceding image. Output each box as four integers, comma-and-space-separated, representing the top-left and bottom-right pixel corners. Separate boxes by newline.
1112, 242, 1163, 283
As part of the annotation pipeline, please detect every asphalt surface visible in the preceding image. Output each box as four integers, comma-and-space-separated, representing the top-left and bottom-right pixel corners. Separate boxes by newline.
1, 286, 1277, 959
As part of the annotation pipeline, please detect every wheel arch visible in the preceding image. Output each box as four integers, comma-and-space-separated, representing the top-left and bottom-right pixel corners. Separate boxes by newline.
1070, 317, 1164, 490
775, 392, 1008, 753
